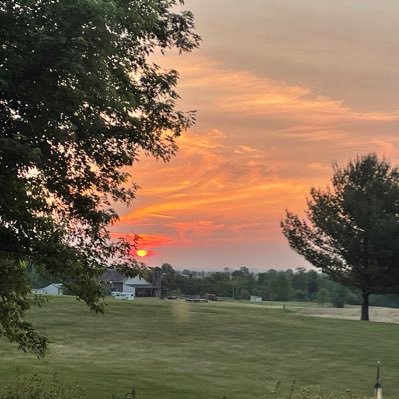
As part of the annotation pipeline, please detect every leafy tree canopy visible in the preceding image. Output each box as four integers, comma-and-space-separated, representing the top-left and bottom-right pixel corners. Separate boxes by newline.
0, 0, 200, 355
281, 154, 399, 320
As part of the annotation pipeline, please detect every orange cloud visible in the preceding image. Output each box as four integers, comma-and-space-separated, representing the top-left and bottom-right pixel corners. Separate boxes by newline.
164, 54, 399, 125
111, 52, 399, 268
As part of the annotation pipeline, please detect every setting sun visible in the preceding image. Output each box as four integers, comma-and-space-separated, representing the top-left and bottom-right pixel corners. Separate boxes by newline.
136, 249, 148, 257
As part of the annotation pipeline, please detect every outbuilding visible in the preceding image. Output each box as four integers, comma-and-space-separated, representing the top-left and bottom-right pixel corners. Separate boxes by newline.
34, 283, 63, 295
250, 295, 262, 302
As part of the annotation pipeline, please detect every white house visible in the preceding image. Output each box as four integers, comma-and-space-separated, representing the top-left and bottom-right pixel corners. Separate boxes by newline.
34, 283, 63, 296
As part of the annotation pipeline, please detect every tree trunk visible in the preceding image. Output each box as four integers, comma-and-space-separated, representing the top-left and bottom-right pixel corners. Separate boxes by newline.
361, 291, 370, 321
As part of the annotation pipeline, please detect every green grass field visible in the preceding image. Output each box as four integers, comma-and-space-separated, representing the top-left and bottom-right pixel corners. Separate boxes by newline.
0, 297, 398, 399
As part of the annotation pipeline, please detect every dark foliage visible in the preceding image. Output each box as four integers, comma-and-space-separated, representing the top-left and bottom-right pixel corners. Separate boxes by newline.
0, 0, 200, 354
281, 154, 399, 320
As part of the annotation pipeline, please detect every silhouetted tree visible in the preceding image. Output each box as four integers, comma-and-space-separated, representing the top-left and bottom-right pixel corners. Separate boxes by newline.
282, 154, 399, 321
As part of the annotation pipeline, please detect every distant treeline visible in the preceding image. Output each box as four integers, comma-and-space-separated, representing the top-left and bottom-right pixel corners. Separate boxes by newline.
27, 263, 399, 308
148, 264, 399, 308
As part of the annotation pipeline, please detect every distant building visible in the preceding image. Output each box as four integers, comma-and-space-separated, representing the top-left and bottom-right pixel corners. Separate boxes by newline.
99, 269, 159, 297
34, 283, 63, 296
250, 296, 262, 302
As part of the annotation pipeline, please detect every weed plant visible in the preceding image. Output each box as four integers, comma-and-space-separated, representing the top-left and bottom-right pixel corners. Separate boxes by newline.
0, 370, 85, 399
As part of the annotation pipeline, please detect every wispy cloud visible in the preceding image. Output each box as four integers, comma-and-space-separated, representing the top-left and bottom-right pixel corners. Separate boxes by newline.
112, 51, 399, 268
171, 55, 399, 125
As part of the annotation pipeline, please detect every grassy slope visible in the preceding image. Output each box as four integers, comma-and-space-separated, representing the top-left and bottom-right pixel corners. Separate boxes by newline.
0, 297, 397, 399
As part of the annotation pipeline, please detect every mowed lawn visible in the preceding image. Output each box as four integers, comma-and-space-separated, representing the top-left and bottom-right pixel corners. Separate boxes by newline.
0, 298, 398, 399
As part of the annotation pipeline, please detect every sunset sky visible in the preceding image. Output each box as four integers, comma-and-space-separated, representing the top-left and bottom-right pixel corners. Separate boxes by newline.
113, 0, 399, 270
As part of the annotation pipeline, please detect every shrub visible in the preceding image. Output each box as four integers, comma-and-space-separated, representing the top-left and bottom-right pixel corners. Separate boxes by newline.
0, 371, 85, 399
346, 292, 361, 305
317, 288, 331, 306
293, 290, 307, 301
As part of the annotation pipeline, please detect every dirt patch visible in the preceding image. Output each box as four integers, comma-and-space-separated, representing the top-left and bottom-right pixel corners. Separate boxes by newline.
296, 305, 399, 323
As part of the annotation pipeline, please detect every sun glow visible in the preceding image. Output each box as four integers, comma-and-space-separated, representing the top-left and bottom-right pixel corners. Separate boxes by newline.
136, 249, 148, 257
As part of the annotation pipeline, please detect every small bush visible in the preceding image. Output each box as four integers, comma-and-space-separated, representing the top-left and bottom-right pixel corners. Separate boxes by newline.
0, 371, 85, 399
317, 288, 331, 306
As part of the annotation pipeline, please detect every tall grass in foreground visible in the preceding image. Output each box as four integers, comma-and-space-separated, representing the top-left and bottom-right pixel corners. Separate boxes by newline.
0, 372, 371, 399
268, 381, 370, 399
0, 371, 85, 399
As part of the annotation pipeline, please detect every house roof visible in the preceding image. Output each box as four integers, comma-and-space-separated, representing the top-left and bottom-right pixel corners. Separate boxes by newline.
40, 283, 63, 290
125, 276, 152, 288
99, 270, 153, 287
